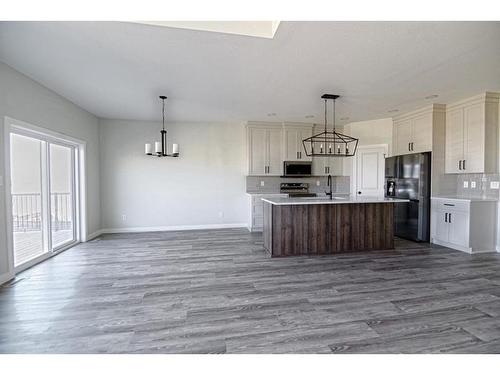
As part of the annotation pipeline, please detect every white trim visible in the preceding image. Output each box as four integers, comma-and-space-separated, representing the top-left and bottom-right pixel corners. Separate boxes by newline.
0, 271, 15, 286
86, 229, 104, 241
100, 223, 248, 234
3, 118, 15, 278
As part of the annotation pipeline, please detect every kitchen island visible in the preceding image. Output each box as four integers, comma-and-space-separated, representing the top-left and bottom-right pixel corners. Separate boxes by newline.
262, 196, 409, 257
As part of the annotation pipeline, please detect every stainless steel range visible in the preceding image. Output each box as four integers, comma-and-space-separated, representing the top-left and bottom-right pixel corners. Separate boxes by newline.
280, 183, 317, 197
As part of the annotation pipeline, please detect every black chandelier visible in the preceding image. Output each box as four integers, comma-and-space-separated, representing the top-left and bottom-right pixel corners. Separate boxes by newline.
145, 95, 179, 157
302, 94, 358, 157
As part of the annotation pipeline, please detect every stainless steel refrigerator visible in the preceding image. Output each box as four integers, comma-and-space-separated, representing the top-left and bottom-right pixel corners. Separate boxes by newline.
384, 152, 431, 242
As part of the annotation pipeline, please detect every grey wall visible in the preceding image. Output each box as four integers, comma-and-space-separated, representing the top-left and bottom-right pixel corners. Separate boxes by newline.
99, 119, 247, 230
0, 62, 101, 279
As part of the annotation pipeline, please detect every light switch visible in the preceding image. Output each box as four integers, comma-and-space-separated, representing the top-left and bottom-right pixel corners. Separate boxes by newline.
316, 180, 320, 186
490, 181, 500, 189
463, 181, 469, 188
260, 180, 265, 187
471, 181, 477, 188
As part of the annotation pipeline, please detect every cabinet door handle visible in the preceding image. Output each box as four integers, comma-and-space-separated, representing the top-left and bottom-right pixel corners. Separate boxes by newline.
411, 142, 414, 151
463, 160, 465, 170
459, 160, 462, 170
445, 213, 448, 223
408, 143, 410, 151
449, 213, 452, 223
299, 151, 302, 159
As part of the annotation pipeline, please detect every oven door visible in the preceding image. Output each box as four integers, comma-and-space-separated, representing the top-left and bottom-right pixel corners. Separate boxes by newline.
283, 161, 312, 177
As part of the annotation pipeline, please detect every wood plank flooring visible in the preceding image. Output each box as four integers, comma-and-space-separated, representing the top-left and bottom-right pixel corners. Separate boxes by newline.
1, 228, 500, 353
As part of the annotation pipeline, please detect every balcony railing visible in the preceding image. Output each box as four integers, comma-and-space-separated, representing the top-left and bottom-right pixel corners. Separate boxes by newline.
12, 193, 72, 232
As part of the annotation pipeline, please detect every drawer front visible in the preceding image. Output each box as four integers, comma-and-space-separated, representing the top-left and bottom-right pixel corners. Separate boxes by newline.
432, 199, 470, 212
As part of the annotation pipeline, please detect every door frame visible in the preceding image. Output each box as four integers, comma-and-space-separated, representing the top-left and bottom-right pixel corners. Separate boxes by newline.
3, 116, 87, 275
350, 144, 389, 196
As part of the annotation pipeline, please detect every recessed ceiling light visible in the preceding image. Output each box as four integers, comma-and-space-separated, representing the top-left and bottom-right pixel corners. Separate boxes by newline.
425, 94, 439, 100
340, 117, 350, 121
388, 109, 399, 113
267, 113, 277, 117
305, 115, 314, 119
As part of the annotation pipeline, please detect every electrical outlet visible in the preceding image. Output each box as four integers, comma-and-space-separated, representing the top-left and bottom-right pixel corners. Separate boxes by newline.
490, 181, 500, 189
316, 180, 321, 186
260, 180, 265, 187
470, 181, 477, 188
122, 214, 127, 222
463, 181, 469, 188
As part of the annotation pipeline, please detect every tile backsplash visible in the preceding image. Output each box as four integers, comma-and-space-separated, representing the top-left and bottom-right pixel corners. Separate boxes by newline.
246, 175, 350, 195
456, 173, 500, 199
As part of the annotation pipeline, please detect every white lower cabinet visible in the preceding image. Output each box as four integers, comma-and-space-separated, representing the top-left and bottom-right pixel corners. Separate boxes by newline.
431, 197, 497, 253
247, 193, 288, 232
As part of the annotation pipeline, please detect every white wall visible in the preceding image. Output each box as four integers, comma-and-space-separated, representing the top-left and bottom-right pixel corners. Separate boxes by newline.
99, 119, 247, 231
344, 118, 394, 153
0, 62, 101, 280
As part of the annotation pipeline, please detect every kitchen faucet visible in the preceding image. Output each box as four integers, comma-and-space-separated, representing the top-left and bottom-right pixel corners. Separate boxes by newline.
325, 174, 333, 199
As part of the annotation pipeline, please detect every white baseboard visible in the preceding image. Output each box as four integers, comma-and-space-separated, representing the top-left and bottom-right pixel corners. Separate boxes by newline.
86, 229, 104, 241
0, 271, 15, 286
99, 223, 248, 234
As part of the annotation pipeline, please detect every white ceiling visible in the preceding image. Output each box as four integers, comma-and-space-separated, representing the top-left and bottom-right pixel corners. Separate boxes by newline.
134, 21, 281, 39
1, 21, 500, 124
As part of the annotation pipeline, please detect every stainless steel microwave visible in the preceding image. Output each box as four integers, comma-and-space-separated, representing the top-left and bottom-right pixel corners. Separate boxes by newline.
283, 161, 312, 177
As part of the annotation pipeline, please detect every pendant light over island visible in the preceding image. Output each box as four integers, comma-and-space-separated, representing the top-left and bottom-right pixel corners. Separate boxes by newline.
145, 95, 179, 157
302, 94, 358, 157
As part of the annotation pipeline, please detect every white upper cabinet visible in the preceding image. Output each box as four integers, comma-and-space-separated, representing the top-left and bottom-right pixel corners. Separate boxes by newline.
393, 110, 433, 155
445, 108, 464, 173
282, 124, 312, 161
444, 93, 499, 174
246, 122, 283, 176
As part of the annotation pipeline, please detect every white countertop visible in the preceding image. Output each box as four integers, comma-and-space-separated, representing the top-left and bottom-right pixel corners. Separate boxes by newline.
431, 195, 498, 202
262, 195, 410, 205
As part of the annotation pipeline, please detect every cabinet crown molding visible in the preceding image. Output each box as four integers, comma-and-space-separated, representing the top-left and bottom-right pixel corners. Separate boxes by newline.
393, 103, 446, 121
245, 121, 283, 128
282, 122, 314, 129
246, 121, 315, 129
446, 92, 500, 111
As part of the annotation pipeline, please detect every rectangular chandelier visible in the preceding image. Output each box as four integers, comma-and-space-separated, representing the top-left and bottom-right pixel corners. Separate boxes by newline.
302, 94, 358, 157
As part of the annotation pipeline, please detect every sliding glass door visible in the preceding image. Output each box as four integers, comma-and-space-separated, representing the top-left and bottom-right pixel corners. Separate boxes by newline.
10, 133, 46, 266
10, 132, 78, 269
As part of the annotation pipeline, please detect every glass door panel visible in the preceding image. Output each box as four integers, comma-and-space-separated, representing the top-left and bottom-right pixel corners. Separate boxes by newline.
49, 143, 75, 249
10, 133, 46, 266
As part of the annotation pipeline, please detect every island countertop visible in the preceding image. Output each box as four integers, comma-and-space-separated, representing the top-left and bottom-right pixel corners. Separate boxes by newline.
261, 195, 410, 205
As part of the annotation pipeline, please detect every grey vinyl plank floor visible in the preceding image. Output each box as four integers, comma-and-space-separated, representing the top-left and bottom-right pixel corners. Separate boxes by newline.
1, 228, 500, 353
